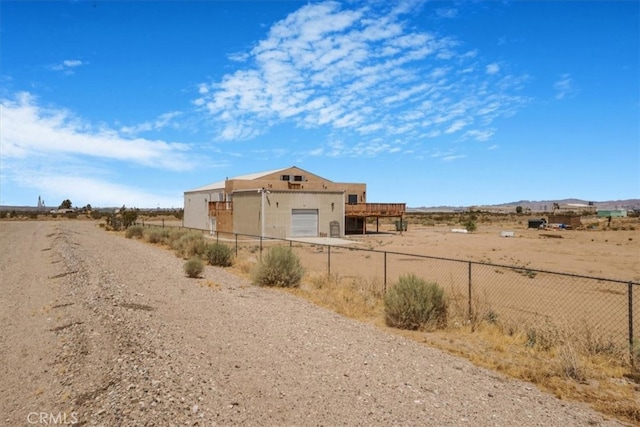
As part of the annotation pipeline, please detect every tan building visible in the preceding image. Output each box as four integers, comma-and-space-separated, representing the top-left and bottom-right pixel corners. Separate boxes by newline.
183, 166, 405, 238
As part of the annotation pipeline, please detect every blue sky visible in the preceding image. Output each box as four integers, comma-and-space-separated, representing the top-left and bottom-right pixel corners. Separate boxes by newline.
1, 0, 638, 209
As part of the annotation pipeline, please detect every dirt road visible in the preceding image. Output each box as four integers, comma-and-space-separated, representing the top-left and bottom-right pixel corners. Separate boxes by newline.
0, 221, 625, 426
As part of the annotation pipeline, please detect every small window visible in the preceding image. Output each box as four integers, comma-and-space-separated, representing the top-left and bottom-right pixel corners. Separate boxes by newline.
281, 175, 290, 181
348, 194, 358, 205
293, 175, 304, 182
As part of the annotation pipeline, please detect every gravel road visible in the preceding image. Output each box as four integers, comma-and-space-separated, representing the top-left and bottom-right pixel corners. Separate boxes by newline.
0, 221, 626, 426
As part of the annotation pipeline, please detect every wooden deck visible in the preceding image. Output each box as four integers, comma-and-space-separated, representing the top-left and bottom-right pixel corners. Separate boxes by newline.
345, 203, 406, 217
210, 201, 405, 218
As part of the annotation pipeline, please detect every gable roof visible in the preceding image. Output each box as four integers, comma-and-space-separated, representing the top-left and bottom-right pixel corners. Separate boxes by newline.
185, 166, 301, 193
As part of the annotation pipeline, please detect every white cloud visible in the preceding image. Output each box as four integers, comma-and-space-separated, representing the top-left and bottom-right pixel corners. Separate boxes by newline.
554, 73, 575, 99
6, 171, 181, 208
120, 111, 183, 136
228, 52, 250, 62
442, 154, 466, 162
0, 92, 196, 208
196, 1, 528, 157
486, 63, 500, 74
444, 120, 469, 134
1, 92, 192, 170
463, 129, 495, 141
63, 59, 83, 68
50, 59, 85, 74
436, 8, 458, 18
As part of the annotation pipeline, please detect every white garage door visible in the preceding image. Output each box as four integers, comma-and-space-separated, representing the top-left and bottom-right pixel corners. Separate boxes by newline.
291, 209, 318, 237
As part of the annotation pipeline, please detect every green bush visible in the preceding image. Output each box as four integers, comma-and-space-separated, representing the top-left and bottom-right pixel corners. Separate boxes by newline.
125, 225, 145, 239
173, 231, 206, 259
464, 219, 477, 232
204, 242, 233, 267
384, 274, 447, 331
184, 257, 204, 278
253, 246, 304, 288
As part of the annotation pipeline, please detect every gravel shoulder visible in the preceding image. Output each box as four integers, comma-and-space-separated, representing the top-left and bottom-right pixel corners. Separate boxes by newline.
0, 220, 627, 426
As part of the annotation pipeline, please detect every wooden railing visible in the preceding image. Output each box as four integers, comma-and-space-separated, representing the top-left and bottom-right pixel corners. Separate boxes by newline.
345, 203, 406, 217
208, 201, 232, 215
209, 201, 404, 217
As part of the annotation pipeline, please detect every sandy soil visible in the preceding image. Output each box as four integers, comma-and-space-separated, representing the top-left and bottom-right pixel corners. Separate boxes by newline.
355, 218, 640, 282
0, 220, 630, 426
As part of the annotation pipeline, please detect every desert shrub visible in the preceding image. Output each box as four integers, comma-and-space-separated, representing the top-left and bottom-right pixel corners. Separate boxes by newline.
90, 210, 104, 220
253, 246, 304, 288
173, 231, 206, 259
145, 227, 170, 244
384, 274, 447, 331
184, 257, 204, 278
125, 225, 145, 239
464, 219, 477, 232
204, 242, 233, 267
525, 320, 561, 351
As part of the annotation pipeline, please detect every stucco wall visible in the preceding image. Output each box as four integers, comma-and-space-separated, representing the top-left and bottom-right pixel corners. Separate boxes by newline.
232, 192, 262, 236
233, 190, 345, 238
183, 190, 223, 230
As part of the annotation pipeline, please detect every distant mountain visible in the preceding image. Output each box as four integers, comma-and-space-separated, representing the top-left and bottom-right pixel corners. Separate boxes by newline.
409, 199, 640, 212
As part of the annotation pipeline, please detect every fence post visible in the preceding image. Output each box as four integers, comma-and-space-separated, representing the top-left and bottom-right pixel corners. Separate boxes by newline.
259, 236, 263, 259
468, 262, 472, 320
629, 282, 635, 367
327, 245, 331, 277
384, 252, 387, 294
216, 231, 219, 243
162, 218, 164, 228
235, 234, 238, 258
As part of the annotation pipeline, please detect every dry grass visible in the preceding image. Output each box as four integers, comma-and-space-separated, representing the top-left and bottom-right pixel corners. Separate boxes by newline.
275, 268, 639, 425
287, 272, 384, 322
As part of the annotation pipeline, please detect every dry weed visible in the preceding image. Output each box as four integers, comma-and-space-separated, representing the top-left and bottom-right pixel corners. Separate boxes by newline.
290, 273, 384, 321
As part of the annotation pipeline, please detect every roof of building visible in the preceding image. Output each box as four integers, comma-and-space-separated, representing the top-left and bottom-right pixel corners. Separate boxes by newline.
185, 166, 314, 193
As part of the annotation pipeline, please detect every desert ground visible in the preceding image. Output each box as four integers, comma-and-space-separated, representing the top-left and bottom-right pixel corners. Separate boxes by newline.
223, 215, 638, 348
0, 219, 632, 426
359, 216, 639, 282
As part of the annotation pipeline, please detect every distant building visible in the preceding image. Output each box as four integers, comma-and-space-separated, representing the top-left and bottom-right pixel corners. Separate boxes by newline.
597, 209, 627, 218
555, 203, 596, 214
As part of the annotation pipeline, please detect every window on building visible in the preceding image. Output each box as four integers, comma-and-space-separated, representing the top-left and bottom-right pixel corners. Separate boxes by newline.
281, 175, 290, 181
293, 175, 304, 181
348, 194, 358, 205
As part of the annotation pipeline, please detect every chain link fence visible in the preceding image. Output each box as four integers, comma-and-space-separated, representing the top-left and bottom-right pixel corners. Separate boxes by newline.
139, 224, 639, 353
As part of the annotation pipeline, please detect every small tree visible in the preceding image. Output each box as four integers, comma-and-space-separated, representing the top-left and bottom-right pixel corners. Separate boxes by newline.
120, 205, 138, 228
516, 206, 523, 214
59, 199, 72, 209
